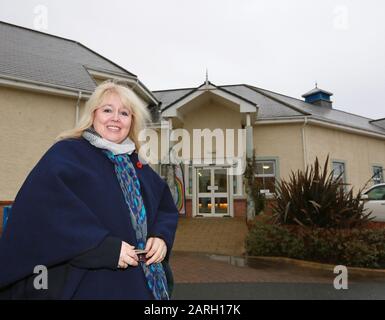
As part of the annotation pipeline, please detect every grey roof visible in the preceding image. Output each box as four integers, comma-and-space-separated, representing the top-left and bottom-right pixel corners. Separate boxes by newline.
249, 85, 385, 135
370, 118, 385, 130
221, 85, 307, 118
153, 87, 195, 108
0, 21, 136, 92
154, 82, 257, 113
153, 83, 385, 136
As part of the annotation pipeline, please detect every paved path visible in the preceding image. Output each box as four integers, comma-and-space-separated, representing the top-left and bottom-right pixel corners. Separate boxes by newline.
173, 217, 248, 256
170, 252, 334, 284
170, 217, 385, 299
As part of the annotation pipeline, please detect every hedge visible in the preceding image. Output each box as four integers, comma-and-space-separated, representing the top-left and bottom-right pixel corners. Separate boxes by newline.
246, 220, 385, 269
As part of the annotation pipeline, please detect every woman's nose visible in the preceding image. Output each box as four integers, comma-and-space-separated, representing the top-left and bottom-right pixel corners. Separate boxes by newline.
112, 111, 120, 121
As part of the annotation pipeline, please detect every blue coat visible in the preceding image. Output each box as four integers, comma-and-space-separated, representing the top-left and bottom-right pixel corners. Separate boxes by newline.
0, 138, 179, 299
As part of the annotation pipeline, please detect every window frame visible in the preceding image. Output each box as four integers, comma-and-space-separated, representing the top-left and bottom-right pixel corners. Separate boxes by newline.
331, 160, 347, 184
254, 157, 280, 196
372, 165, 384, 185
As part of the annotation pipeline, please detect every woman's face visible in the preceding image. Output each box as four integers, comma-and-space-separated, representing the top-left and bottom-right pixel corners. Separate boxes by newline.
93, 92, 132, 144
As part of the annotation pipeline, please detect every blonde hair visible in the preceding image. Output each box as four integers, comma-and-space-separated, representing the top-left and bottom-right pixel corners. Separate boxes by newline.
57, 80, 151, 150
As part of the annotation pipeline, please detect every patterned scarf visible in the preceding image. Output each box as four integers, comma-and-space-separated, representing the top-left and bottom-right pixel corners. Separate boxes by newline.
82, 128, 169, 300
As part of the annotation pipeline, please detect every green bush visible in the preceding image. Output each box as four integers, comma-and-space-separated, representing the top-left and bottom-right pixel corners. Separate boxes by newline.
245, 221, 385, 268
246, 222, 306, 259
272, 156, 372, 229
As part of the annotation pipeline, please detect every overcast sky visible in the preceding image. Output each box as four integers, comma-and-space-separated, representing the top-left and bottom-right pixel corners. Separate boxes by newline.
0, 0, 384, 119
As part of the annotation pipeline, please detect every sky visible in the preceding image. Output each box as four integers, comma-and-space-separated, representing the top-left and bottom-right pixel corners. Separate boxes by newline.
0, 0, 384, 119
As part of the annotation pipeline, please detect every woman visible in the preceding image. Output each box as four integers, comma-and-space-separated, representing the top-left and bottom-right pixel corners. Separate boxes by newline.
0, 80, 178, 299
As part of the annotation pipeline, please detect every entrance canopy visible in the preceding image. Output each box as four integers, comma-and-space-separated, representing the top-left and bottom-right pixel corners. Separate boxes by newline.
161, 82, 258, 126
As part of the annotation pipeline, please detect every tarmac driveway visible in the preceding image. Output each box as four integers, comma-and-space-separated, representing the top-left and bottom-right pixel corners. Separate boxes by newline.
169, 251, 385, 300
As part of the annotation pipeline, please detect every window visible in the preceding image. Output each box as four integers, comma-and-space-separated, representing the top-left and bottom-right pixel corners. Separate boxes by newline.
255, 160, 276, 193
332, 161, 346, 183
367, 185, 385, 201
373, 166, 384, 185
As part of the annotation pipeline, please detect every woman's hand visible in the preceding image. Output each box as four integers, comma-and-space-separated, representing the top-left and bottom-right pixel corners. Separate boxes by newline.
118, 241, 139, 269
144, 237, 167, 266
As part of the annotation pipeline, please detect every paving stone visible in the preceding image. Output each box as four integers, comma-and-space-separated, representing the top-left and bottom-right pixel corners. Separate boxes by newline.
173, 217, 248, 256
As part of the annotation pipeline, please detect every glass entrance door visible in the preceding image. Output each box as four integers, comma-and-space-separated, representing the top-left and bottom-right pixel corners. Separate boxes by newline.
197, 167, 229, 216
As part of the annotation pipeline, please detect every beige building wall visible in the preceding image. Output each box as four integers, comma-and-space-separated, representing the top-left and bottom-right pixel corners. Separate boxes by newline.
0, 86, 85, 200
144, 101, 244, 172
180, 101, 243, 160
306, 124, 385, 190
182, 101, 242, 131
252, 122, 385, 191
253, 123, 304, 181
141, 101, 243, 167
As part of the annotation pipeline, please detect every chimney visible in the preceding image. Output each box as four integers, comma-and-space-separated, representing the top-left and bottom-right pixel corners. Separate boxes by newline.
302, 85, 333, 109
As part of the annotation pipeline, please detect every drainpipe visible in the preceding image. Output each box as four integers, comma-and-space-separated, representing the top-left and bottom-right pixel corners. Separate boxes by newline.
75, 91, 82, 125
302, 116, 308, 170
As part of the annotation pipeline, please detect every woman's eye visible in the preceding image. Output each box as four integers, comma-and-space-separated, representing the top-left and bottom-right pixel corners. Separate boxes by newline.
103, 109, 112, 113
121, 111, 130, 116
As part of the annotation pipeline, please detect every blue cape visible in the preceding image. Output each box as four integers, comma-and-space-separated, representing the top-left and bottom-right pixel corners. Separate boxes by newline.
0, 138, 178, 299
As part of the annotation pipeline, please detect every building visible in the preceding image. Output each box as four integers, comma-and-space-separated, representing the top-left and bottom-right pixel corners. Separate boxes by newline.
1, 21, 384, 219
0, 21, 157, 202
151, 82, 385, 217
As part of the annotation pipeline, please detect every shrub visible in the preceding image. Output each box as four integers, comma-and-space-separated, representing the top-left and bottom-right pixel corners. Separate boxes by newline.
272, 156, 372, 229
245, 221, 305, 259
245, 221, 385, 268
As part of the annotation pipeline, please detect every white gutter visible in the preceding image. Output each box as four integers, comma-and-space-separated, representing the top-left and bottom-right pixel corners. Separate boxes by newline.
0, 74, 92, 98
86, 68, 137, 81
255, 118, 385, 140
255, 118, 308, 125
87, 69, 159, 106
146, 122, 162, 129
128, 78, 140, 95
